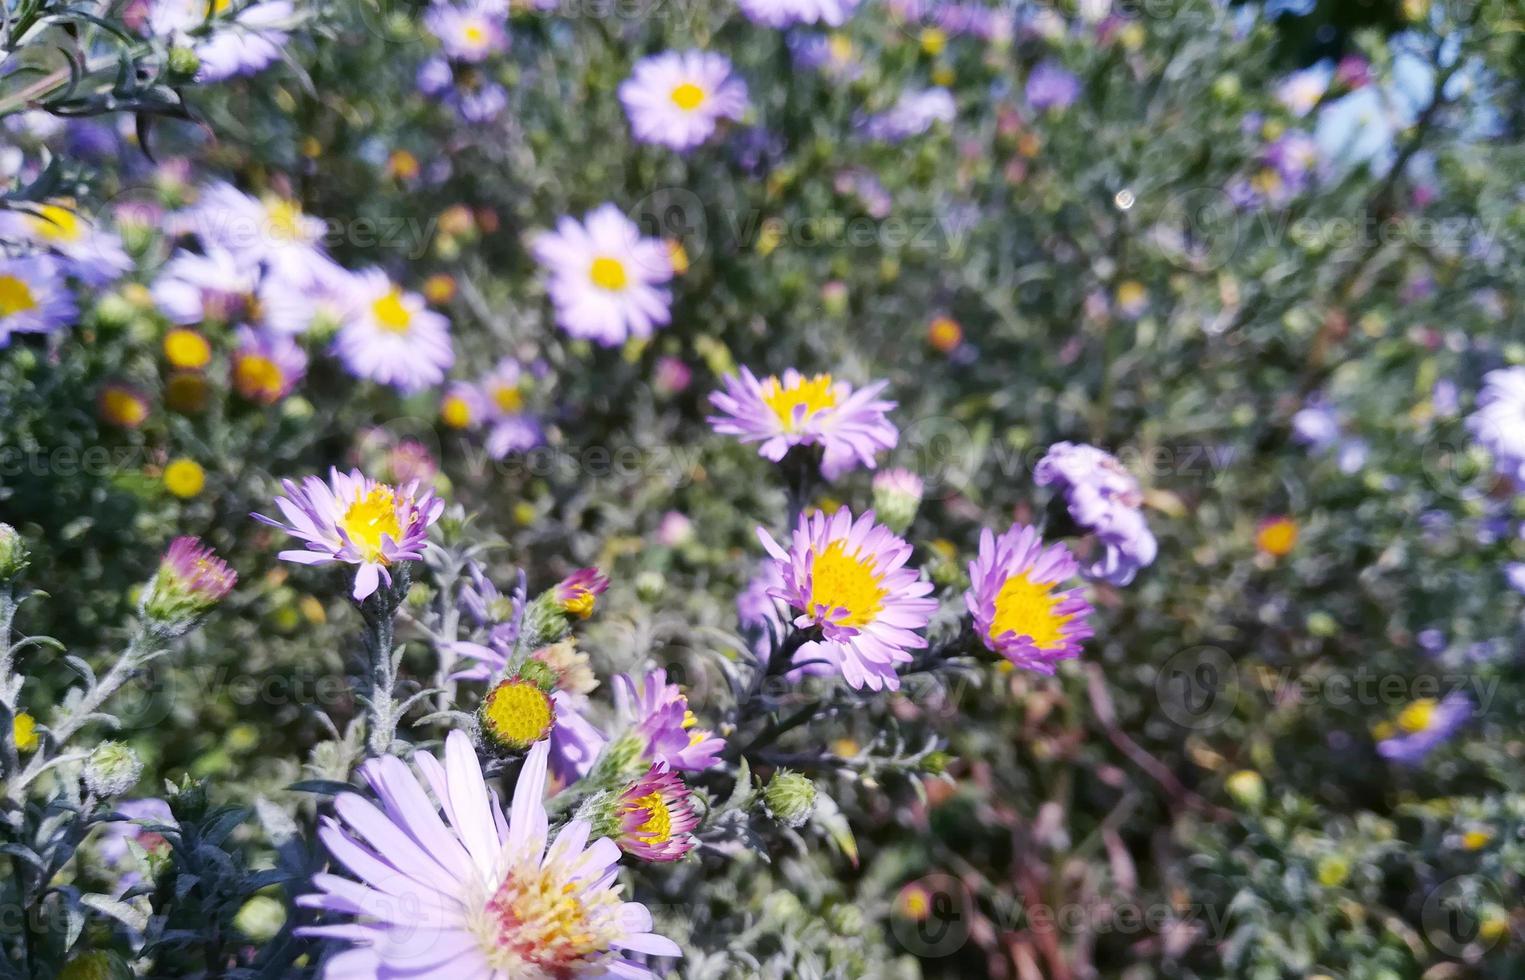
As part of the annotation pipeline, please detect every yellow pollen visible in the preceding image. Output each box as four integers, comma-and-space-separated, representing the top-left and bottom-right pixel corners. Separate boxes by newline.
670, 82, 707, 111
264, 197, 307, 240
478, 860, 623, 972
0, 274, 38, 316
687, 728, 711, 748
761, 374, 838, 432
493, 385, 524, 413
234, 355, 285, 402
989, 571, 1071, 650
441, 394, 473, 429
1462, 829, 1492, 851
807, 540, 885, 629
1397, 699, 1437, 734
681, 710, 697, 730
588, 256, 628, 291
339, 486, 402, 563
371, 288, 413, 332
481, 681, 554, 749
30, 203, 82, 242
560, 589, 596, 619
624, 792, 673, 845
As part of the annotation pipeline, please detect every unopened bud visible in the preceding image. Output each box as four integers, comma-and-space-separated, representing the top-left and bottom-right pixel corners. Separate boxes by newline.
84, 741, 143, 798
762, 769, 816, 828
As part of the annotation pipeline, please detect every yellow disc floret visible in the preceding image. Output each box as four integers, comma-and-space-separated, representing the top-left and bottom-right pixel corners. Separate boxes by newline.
589, 257, 628, 291
371, 289, 413, 332
761, 374, 838, 432
808, 540, 885, 629
479, 679, 555, 754
989, 572, 1071, 650
339, 486, 402, 563
0, 274, 39, 316
670, 82, 707, 111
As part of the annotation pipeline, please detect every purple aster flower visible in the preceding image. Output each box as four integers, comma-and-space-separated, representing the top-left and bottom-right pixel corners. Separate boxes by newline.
1026, 61, 1081, 112
1376, 694, 1470, 764
0, 255, 77, 345
259, 255, 362, 337
965, 524, 1094, 674
456, 81, 508, 123
614, 764, 698, 862
1292, 396, 1341, 450
0, 200, 132, 286
707, 367, 898, 481
1277, 68, 1327, 116
1334, 54, 1370, 89
553, 568, 609, 620
620, 50, 748, 152
477, 359, 543, 459
152, 247, 262, 326
861, 88, 955, 142
612, 668, 724, 771
530, 204, 674, 347
737, 558, 790, 666
253, 468, 444, 600
297, 734, 681, 977
1035, 442, 1158, 586
231, 326, 307, 404
757, 508, 937, 692
332, 269, 454, 393
789, 32, 864, 80
147, 0, 292, 81
417, 55, 455, 96
736, 0, 860, 28
179, 181, 325, 266
423, 0, 508, 62
1467, 367, 1525, 489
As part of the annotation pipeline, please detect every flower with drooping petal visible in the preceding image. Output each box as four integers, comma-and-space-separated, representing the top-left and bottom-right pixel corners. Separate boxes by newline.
708, 367, 898, 480
1035, 442, 1157, 586
758, 507, 937, 691
333, 270, 454, 393
297, 734, 682, 978
619, 50, 748, 152
231, 326, 307, 404
613, 668, 724, 772
424, 0, 509, 62
1375, 694, 1470, 764
965, 524, 1093, 674
1467, 366, 1525, 490
614, 764, 698, 862
0, 255, 77, 345
253, 468, 444, 600
736, 0, 860, 27
530, 204, 673, 346
0, 200, 131, 285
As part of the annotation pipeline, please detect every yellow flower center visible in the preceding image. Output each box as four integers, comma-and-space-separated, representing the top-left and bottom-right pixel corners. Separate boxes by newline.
807, 540, 885, 629
339, 486, 402, 562
264, 197, 307, 240
828, 33, 854, 63
13, 712, 38, 753
1256, 518, 1298, 557
0, 274, 38, 316
588, 256, 628, 292
624, 792, 673, 846
207, 0, 232, 14
1462, 829, 1493, 851
234, 355, 285, 401
481, 680, 554, 750
31, 203, 82, 242
164, 329, 212, 369
371, 288, 413, 332
1397, 699, 1437, 734
163, 459, 206, 499
559, 589, 597, 619
670, 82, 707, 111
761, 373, 839, 432
493, 384, 524, 413
476, 860, 623, 974
100, 387, 148, 427
463, 21, 487, 44
989, 572, 1071, 650
441, 394, 473, 429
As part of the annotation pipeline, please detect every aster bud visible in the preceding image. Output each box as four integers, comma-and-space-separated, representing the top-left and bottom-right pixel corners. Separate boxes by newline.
167, 774, 208, 821
827, 903, 864, 935
84, 741, 143, 798
0, 523, 29, 582
762, 769, 816, 828
1225, 769, 1266, 811
59, 951, 133, 980
141, 537, 237, 634
520, 568, 609, 648
871, 468, 925, 535
515, 658, 558, 692
919, 750, 951, 775
233, 894, 287, 942
166, 46, 200, 78
476, 678, 555, 756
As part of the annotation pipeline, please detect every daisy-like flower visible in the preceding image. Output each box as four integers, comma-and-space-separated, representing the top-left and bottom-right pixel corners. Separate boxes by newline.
707, 367, 898, 481
1035, 442, 1157, 586
479, 359, 543, 458
146, 0, 293, 82
253, 468, 444, 600
0, 256, 77, 345
152, 247, 262, 326
1467, 366, 1525, 489
737, 0, 860, 28
181, 181, 325, 265
231, 327, 307, 404
613, 668, 724, 772
619, 51, 748, 152
613, 764, 698, 862
0, 200, 131, 285
757, 507, 936, 691
260, 256, 361, 336
1375, 694, 1471, 764
965, 524, 1093, 673
424, 0, 508, 62
298, 734, 682, 978
333, 270, 454, 393
441, 381, 488, 430
530, 204, 673, 347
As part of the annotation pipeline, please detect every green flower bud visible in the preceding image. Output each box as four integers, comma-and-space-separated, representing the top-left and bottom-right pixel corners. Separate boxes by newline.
634, 569, 665, 603
1225, 769, 1266, 811
59, 951, 132, 980
84, 741, 143, 798
920, 750, 951, 775
762, 769, 816, 829
233, 894, 287, 942
167, 774, 209, 821
515, 658, 558, 693
827, 902, 864, 935
0, 524, 29, 582
520, 593, 573, 650
167, 46, 200, 78
871, 468, 925, 536
92, 293, 137, 329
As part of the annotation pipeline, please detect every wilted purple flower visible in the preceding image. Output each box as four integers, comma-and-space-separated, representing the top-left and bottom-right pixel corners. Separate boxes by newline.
1376, 694, 1470, 764
1035, 442, 1157, 585
965, 524, 1094, 673
708, 367, 898, 481
253, 468, 443, 600
1026, 61, 1081, 112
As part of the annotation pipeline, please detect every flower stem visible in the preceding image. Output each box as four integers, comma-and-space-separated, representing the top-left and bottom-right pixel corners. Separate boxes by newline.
359, 565, 411, 757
